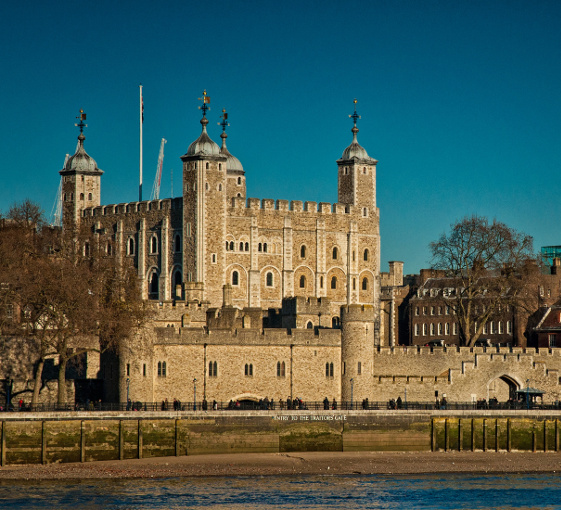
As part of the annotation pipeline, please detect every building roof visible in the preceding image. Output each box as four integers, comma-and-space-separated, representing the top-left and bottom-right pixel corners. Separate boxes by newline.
184, 116, 221, 157
60, 133, 103, 175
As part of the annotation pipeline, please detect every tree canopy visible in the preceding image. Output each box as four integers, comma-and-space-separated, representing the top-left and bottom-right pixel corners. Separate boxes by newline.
430, 216, 535, 346
0, 200, 147, 406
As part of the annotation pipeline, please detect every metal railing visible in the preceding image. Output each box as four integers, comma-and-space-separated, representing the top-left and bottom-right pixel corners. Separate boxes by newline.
2, 399, 559, 413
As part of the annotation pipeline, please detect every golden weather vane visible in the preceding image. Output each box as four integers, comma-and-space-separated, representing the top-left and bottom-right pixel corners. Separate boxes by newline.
75, 109, 87, 133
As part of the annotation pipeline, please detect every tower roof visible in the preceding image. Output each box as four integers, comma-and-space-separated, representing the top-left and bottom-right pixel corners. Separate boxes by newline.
219, 109, 244, 173
60, 110, 103, 176
339, 99, 377, 164
184, 90, 221, 158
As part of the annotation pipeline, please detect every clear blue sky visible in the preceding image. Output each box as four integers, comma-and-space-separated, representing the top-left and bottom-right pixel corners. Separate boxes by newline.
2, 0, 561, 274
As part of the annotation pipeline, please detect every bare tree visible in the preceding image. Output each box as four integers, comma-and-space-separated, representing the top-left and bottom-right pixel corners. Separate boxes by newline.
430, 216, 534, 346
0, 200, 146, 407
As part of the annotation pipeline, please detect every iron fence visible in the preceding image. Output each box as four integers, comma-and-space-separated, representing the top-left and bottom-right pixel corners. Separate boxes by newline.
2, 399, 560, 413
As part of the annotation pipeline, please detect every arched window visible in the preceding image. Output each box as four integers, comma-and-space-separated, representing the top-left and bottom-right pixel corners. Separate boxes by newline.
263, 243, 268, 253
128, 238, 135, 256
149, 272, 159, 298
219, 163, 222, 171
245, 363, 253, 376
364, 249, 369, 261
244, 242, 249, 251
173, 270, 182, 290
332, 316, 340, 328
237, 177, 242, 185
80, 193, 84, 201
332, 247, 338, 259
299, 275, 306, 288
258, 243, 262, 252
307, 321, 313, 329
206, 162, 209, 169
83, 242, 90, 257
106, 242, 112, 256
277, 361, 286, 377
218, 184, 222, 192
320, 276, 324, 288
229, 241, 234, 251
325, 362, 330, 377
331, 276, 337, 289
266, 272, 273, 287
239, 242, 244, 251
151, 236, 158, 254
232, 271, 239, 286
300, 245, 306, 258
88, 193, 92, 201
209, 361, 217, 377
362, 277, 368, 290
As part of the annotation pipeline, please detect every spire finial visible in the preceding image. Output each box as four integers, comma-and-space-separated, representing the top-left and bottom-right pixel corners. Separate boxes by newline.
219, 108, 229, 133
75, 109, 87, 134
198, 90, 211, 117
349, 98, 360, 128
219, 109, 230, 148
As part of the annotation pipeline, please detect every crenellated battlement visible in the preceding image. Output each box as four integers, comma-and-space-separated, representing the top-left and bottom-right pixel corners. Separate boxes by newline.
153, 324, 342, 347
341, 304, 376, 323
82, 198, 180, 218
233, 198, 358, 216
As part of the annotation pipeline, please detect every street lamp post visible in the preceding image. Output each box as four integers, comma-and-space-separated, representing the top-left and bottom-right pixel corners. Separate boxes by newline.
193, 378, 197, 411
350, 378, 354, 410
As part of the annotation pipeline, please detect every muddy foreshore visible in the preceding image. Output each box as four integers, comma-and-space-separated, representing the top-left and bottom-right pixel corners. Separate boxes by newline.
1, 451, 561, 480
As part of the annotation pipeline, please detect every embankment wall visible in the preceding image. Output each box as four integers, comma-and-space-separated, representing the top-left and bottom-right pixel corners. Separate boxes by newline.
2, 410, 561, 466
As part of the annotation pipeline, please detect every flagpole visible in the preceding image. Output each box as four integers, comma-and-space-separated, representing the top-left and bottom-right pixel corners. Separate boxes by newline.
139, 84, 143, 202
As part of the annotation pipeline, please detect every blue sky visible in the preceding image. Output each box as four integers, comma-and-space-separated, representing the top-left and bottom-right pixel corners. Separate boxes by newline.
1, 0, 560, 274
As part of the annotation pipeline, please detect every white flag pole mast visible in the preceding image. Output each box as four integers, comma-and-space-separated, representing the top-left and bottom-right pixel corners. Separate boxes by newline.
139, 84, 143, 202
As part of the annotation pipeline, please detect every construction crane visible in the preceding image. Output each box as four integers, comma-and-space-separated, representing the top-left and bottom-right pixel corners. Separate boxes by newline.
49, 154, 69, 227
150, 138, 167, 201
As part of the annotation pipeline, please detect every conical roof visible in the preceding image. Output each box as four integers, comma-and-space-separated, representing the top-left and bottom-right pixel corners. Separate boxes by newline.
185, 117, 220, 157
61, 133, 103, 175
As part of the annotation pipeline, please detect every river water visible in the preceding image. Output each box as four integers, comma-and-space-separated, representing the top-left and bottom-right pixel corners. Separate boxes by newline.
1, 473, 560, 509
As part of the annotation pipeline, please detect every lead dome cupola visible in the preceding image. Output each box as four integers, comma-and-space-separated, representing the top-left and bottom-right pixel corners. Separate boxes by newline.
218, 109, 244, 172
61, 110, 102, 175
340, 99, 377, 163
184, 90, 221, 157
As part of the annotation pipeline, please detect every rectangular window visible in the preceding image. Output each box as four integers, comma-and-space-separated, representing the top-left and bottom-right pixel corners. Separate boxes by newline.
549, 334, 557, 347
414, 324, 420, 336
498, 321, 504, 334
358, 362, 362, 375
423, 307, 427, 316
507, 321, 512, 334
489, 321, 494, 334
422, 324, 427, 336
143, 364, 146, 377
438, 323, 443, 335
453, 323, 458, 335
415, 307, 419, 316
430, 323, 435, 336
126, 363, 130, 377
430, 306, 435, 316
445, 323, 450, 335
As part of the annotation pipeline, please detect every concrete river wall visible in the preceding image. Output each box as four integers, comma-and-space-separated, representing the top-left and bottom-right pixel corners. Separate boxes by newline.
1, 410, 561, 466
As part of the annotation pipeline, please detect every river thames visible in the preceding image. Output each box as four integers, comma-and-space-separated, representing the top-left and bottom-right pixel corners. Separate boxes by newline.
1, 473, 560, 509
